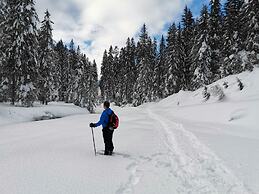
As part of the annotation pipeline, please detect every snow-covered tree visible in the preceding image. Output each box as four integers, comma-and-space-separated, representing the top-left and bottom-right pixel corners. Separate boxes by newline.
165, 23, 180, 95
67, 39, 80, 103
38, 10, 54, 105
175, 24, 186, 91
85, 60, 98, 112
192, 5, 213, 89
221, 0, 244, 76
181, 6, 195, 90
209, 0, 223, 80
154, 35, 166, 99
54, 40, 69, 101
123, 38, 137, 104
2, 0, 39, 106
100, 50, 109, 100
133, 24, 156, 106
241, 0, 259, 67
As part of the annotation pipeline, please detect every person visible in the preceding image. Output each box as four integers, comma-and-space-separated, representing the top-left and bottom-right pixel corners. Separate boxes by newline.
89, 101, 114, 155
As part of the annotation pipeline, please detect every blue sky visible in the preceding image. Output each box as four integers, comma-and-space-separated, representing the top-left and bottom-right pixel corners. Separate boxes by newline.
35, 0, 226, 72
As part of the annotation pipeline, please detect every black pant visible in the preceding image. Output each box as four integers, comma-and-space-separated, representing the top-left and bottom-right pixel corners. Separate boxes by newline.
102, 128, 114, 152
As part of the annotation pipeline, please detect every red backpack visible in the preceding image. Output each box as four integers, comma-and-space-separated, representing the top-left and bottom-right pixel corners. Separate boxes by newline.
109, 111, 119, 130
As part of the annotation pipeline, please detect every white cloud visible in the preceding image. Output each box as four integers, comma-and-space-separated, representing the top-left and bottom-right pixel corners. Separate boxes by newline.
35, 0, 193, 73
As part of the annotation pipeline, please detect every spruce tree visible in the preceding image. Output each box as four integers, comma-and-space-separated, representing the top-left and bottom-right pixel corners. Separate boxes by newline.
72, 46, 83, 106
116, 47, 127, 105
165, 23, 180, 95
133, 24, 155, 106
181, 6, 194, 90
54, 40, 69, 101
223, 0, 241, 57
242, 0, 259, 67
154, 35, 166, 99
107, 46, 114, 101
100, 50, 109, 100
100, 46, 118, 102
76, 54, 90, 108
67, 39, 80, 103
209, 0, 223, 80
221, 0, 244, 76
38, 10, 54, 105
2, 0, 39, 106
85, 60, 98, 112
192, 5, 213, 89
175, 23, 185, 91
124, 38, 137, 104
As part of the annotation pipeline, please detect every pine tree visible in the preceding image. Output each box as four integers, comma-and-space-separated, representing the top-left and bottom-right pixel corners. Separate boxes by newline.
175, 23, 185, 91
241, 0, 259, 67
133, 24, 155, 106
38, 10, 54, 105
71, 46, 83, 106
76, 54, 90, 108
154, 35, 166, 99
107, 46, 114, 101
192, 5, 213, 89
54, 40, 69, 101
85, 60, 98, 112
181, 6, 195, 90
223, 0, 241, 56
67, 39, 80, 103
209, 0, 223, 80
124, 38, 137, 104
165, 23, 180, 95
100, 46, 117, 102
221, 0, 244, 76
100, 50, 109, 100
2, 0, 39, 106
116, 47, 126, 105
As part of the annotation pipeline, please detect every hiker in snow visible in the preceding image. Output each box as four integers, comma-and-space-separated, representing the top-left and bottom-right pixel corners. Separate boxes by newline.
89, 101, 115, 155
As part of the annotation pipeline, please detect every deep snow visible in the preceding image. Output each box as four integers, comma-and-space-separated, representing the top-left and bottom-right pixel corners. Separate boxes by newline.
0, 102, 89, 126
0, 68, 258, 194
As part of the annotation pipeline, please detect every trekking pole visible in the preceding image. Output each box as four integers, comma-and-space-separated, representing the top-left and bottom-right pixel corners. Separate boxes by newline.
91, 127, 97, 156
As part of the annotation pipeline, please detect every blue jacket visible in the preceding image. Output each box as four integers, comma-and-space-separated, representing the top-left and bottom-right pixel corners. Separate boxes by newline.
95, 108, 113, 128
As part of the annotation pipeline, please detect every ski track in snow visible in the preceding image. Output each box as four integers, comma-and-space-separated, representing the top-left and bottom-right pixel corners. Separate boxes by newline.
146, 107, 249, 194
116, 159, 143, 194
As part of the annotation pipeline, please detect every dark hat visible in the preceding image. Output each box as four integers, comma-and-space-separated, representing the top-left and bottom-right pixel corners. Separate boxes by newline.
104, 101, 110, 108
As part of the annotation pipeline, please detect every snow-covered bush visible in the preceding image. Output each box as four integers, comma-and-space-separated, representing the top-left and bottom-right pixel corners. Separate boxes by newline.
236, 77, 244, 90
209, 85, 225, 101
202, 86, 210, 101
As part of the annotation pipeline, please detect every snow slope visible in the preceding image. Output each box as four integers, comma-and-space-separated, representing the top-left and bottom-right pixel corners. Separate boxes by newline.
145, 68, 259, 193
0, 69, 258, 194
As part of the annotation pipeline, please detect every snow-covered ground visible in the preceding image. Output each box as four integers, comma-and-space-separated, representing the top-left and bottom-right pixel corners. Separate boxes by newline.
0, 102, 89, 126
0, 69, 258, 194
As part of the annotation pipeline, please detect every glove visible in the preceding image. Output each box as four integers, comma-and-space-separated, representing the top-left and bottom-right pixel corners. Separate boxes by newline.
89, 123, 95, 128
